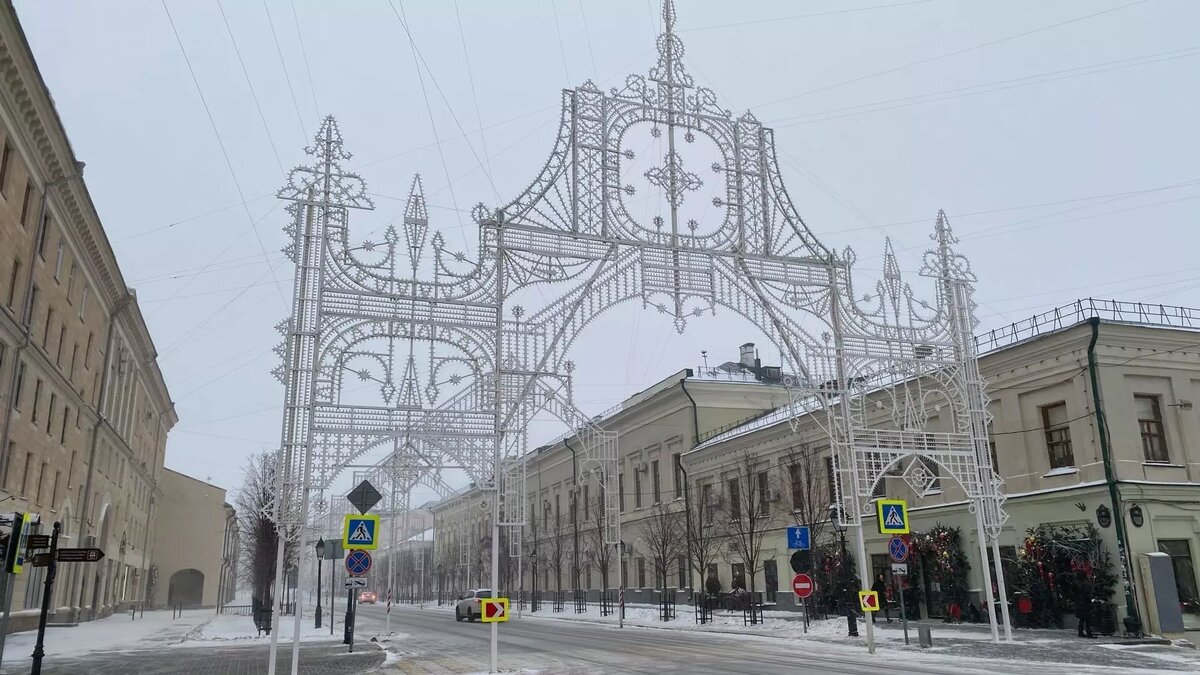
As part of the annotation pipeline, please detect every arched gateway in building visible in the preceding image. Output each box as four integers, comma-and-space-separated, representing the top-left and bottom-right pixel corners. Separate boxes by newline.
267, 2, 1010, 670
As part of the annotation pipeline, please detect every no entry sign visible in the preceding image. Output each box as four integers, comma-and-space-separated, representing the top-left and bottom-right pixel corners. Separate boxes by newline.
792, 573, 815, 599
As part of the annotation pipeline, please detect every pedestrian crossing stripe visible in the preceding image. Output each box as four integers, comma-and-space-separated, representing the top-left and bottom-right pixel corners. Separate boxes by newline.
342, 513, 380, 550
876, 499, 910, 534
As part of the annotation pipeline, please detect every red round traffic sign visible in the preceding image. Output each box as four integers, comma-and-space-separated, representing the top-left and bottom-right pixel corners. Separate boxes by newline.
792, 573, 815, 599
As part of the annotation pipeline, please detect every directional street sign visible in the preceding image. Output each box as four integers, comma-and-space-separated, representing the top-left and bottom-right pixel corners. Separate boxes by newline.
345, 549, 372, 577
791, 573, 815, 599
859, 590, 881, 612
480, 597, 510, 623
877, 499, 910, 535
26, 535, 51, 550
344, 578, 367, 589
786, 526, 810, 551
346, 480, 382, 515
343, 513, 380, 550
56, 547, 105, 563
891, 563, 908, 576
888, 535, 911, 563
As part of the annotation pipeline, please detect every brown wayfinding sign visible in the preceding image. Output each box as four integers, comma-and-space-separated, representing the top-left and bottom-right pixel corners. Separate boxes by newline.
55, 548, 104, 563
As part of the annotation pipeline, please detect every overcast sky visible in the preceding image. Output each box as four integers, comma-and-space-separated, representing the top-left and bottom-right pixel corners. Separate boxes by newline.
12, 0, 1199, 500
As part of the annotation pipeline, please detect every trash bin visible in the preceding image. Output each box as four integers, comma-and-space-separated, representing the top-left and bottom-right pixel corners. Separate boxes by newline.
918, 625, 933, 648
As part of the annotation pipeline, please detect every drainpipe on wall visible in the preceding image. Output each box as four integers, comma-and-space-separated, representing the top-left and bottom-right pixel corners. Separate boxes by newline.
563, 437, 580, 601
1086, 316, 1142, 634
678, 371, 698, 602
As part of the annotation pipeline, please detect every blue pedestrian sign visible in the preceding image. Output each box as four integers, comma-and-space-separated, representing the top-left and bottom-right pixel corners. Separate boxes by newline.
343, 513, 380, 550
345, 549, 372, 577
787, 526, 811, 551
877, 499, 910, 535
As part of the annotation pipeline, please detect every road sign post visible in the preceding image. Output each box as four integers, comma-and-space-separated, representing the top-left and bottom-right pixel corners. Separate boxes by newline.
29, 521, 60, 675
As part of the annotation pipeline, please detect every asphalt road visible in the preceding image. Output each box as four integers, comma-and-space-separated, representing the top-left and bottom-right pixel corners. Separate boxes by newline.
349, 604, 1082, 675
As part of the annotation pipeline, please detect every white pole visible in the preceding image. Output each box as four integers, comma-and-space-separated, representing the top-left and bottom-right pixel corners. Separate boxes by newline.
853, 524, 875, 654
387, 473, 396, 635
991, 536, 1014, 642
974, 505, 1000, 642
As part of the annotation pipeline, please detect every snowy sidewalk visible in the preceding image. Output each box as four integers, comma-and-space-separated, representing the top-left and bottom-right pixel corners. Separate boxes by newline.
1, 608, 209, 672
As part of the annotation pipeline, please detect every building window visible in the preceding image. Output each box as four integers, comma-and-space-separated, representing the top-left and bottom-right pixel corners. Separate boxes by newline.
582, 484, 589, 522
1136, 395, 1169, 463
651, 460, 661, 504
12, 361, 24, 410
79, 286, 88, 320
621, 557, 628, 588
1041, 402, 1074, 469
69, 343, 78, 380
60, 406, 69, 443
701, 483, 715, 522
764, 559, 778, 603
50, 471, 61, 508
731, 563, 745, 590
789, 463, 804, 511
34, 461, 46, 504
634, 467, 643, 509
53, 239, 64, 280
757, 471, 770, 516
37, 219, 51, 259
20, 451, 33, 496
1159, 540, 1198, 609
42, 308, 53, 350
618, 473, 625, 513
728, 478, 741, 521
677, 554, 687, 589
55, 325, 65, 365
67, 263, 77, 300
705, 563, 718, 585
31, 378, 42, 424
20, 183, 34, 228
0, 140, 10, 193
46, 392, 56, 434
672, 452, 682, 498
5, 259, 18, 308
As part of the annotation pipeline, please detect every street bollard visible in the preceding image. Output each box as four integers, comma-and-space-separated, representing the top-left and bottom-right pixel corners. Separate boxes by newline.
918, 625, 933, 648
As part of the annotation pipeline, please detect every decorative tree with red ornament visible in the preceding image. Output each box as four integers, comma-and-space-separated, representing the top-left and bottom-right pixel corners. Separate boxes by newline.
912, 525, 971, 622
1014, 523, 1117, 631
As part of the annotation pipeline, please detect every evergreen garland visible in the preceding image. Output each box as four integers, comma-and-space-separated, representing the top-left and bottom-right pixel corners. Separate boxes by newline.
912, 524, 971, 620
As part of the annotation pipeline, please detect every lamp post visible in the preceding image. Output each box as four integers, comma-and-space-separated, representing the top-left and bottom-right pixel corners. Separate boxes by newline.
530, 552, 539, 612
315, 538, 325, 629
829, 506, 857, 637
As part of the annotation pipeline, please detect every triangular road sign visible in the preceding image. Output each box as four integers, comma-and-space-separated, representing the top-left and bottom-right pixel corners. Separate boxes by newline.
884, 506, 904, 528
348, 521, 372, 543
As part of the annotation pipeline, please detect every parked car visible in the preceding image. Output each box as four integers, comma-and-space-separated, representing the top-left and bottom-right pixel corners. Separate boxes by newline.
359, 591, 378, 604
454, 589, 493, 622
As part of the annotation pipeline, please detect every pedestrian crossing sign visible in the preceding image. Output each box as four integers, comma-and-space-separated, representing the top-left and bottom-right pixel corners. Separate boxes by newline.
877, 499, 910, 535
342, 513, 380, 550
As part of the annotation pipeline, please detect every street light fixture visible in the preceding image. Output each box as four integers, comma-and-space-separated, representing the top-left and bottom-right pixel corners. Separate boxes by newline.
315, 538, 325, 629
828, 505, 858, 638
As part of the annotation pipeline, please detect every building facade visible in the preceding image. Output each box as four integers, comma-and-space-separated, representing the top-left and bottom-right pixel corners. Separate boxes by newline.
150, 470, 233, 609
688, 301, 1200, 633
432, 345, 791, 604
431, 302, 1200, 635
0, 1, 175, 631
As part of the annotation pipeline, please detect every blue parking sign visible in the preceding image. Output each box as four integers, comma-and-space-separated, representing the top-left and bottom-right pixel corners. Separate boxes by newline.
787, 526, 811, 550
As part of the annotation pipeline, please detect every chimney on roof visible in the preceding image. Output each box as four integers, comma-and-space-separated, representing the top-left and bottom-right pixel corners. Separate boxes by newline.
739, 343, 756, 368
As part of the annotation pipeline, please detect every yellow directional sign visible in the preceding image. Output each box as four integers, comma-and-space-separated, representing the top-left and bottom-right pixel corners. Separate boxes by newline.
480, 597, 509, 623
859, 590, 881, 613
342, 513, 380, 550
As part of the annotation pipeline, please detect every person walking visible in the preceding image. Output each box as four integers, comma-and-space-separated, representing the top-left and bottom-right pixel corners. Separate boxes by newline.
1075, 576, 1095, 638
871, 573, 892, 624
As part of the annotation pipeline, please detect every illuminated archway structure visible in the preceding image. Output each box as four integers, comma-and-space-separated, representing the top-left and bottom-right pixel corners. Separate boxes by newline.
267, 2, 1010, 670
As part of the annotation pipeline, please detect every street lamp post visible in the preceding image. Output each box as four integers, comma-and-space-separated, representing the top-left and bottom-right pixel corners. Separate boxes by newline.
315, 539, 325, 629
829, 506, 858, 638
530, 552, 539, 612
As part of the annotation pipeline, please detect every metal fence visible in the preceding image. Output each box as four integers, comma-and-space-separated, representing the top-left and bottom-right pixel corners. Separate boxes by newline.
573, 590, 587, 614
219, 604, 254, 617
974, 298, 1200, 353
552, 591, 565, 613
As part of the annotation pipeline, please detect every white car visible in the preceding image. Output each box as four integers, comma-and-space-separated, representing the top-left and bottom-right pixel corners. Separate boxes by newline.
454, 589, 493, 622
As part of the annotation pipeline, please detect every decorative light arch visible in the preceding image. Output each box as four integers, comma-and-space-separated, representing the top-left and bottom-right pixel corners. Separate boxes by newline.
267, 2, 1011, 670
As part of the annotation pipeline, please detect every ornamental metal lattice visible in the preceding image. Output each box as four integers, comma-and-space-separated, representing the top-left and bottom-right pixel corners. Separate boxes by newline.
267, 2, 1012, 668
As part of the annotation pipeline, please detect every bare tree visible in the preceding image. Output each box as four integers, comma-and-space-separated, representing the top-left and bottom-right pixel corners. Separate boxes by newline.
549, 498, 568, 594
686, 474, 722, 597
719, 449, 775, 602
781, 443, 830, 551
585, 485, 613, 591
639, 502, 686, 594
233, 453, 278, 621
